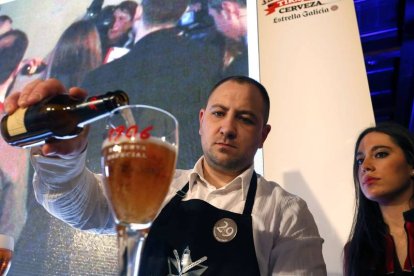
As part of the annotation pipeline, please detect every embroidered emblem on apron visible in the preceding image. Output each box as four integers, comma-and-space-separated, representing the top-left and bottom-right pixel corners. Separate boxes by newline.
213, 218, 238, 242
168, 246, 208, 276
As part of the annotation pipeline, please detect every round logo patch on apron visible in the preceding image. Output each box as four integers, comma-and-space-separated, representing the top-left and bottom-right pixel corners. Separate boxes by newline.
213, 218, 238, 242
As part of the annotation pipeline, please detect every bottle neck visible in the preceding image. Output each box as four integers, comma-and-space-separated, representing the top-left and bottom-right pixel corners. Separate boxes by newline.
77, 91, 128, 127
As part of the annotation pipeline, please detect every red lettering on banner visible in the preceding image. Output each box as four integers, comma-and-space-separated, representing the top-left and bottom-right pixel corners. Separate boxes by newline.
265, 2, 279, 15
265, 0, 313, 15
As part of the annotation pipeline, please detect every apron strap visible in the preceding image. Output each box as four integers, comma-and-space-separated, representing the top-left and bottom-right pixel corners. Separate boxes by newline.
176, 183, 189, 198
243, 171, 257, 215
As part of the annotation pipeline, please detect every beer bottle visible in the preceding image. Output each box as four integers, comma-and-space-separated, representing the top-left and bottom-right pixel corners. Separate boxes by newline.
0, 91, 129, 148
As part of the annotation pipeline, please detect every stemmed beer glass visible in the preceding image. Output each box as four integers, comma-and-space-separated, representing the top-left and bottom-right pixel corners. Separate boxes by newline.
0, 234, 13, 276
101, 105, 178, 276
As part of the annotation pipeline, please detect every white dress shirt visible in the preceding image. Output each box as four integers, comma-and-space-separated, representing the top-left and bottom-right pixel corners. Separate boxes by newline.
31, 149, 326, 275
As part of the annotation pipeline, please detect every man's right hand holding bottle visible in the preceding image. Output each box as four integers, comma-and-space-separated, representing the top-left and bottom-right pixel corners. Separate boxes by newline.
3, 79, 89, 158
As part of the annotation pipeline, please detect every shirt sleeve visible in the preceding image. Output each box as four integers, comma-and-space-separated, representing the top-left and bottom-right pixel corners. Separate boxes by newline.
270, 195, 327, 276
30, 148, 115, 234
0, 168, 28, 240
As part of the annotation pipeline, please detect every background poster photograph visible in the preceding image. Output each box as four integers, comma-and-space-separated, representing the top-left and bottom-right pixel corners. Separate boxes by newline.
0, 0, 249, 274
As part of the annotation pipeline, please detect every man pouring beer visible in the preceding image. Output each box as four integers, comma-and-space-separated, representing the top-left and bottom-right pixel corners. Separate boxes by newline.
4, 76, 326, 275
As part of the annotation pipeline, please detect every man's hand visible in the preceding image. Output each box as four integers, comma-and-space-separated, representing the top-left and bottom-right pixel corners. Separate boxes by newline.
4, 78, 89, 158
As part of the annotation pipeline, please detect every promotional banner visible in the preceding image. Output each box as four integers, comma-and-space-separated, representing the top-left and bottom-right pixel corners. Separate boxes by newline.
257, 0, 374, 274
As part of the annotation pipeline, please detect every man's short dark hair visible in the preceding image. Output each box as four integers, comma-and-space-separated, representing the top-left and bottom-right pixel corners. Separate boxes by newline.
208, 75, 270, 124
0, 30, 28, 84
141, 0, 190, 25
0, 15, 12, 24
208, 0, 246, 11
116, 1, 138, 19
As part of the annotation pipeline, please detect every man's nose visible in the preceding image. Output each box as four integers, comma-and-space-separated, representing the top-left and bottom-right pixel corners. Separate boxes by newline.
220, 117, 237, 139
113, 19, 122, 29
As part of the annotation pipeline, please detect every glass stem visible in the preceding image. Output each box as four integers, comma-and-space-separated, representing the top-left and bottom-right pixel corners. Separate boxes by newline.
117, 225, 147, 276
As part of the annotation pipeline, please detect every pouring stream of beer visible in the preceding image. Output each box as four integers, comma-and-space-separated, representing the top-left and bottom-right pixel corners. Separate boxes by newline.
121, 108, 136, 127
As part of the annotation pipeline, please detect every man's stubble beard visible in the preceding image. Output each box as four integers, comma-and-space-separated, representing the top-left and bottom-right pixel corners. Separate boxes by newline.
204, 147, 248, 173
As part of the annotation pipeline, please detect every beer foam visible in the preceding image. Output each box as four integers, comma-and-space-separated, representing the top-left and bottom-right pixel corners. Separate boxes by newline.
102, 135, 177, 152
0, 234, 14, 251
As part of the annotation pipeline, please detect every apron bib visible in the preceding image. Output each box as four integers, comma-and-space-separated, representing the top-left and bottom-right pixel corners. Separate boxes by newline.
139, 172, 260, 276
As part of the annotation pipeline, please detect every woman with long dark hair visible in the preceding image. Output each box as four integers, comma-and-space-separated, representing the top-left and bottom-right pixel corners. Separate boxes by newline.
344, 122, 414, 275
0, 29, 28, 99
46, 19, 102, 88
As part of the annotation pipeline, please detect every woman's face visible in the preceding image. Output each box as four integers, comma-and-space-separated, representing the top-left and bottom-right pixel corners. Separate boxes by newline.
356, 131, 414, 205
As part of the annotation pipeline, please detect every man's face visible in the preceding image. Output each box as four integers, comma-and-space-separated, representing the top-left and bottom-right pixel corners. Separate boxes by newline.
0, 20, 12, 36
107, 9, 133, 43
208, 5, 246, 41
199, 80, 271, 173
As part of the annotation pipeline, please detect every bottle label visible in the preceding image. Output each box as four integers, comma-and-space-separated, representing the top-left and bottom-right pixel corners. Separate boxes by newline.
7, 108, 28, 136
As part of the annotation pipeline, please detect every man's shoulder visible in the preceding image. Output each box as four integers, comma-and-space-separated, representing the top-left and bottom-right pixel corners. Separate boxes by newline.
257, 175, 309, 209
174, 169, 191, 178
171, 169, 192, 189
81, 55, 131, 93
141, 28, 222, 62
256, 176, 319, 234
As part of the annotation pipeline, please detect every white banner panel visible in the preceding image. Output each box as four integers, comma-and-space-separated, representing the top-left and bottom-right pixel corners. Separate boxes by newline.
256, 0, 374, 274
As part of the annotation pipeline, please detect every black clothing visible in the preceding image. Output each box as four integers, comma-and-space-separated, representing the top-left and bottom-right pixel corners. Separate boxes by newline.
203, 32, 249, 78
81, 27, 222, 171
140, 172, 260, 275
348, 209, 414, 275
379, 209, 414, 275
223, 42, 248, 78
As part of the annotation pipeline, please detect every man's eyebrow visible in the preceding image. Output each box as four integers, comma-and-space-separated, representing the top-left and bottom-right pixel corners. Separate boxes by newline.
209, 104, 228, 110
209, 104, 256, 115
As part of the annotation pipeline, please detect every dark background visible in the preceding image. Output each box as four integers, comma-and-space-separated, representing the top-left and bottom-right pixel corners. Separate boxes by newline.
355, 0, 414, 130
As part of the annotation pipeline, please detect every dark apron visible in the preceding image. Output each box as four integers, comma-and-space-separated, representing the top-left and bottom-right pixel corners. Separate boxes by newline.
139, 172, 261, 276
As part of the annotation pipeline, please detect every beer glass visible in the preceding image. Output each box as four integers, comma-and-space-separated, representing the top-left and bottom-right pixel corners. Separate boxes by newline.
0, 234, 13, 276
101, 105, 178, 276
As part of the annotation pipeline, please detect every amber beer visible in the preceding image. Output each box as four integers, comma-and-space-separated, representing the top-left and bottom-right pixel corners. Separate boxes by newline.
102, 136, 177, 227
0, 235, 13, 276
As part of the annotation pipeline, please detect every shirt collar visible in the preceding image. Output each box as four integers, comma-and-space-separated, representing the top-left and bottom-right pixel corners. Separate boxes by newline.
187, 156, 255, 200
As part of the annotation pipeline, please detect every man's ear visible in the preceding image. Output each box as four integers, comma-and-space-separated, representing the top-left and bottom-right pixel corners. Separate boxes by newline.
134, 5, 143, 21
259, 124, 271, 148
199, 108, 205, 136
